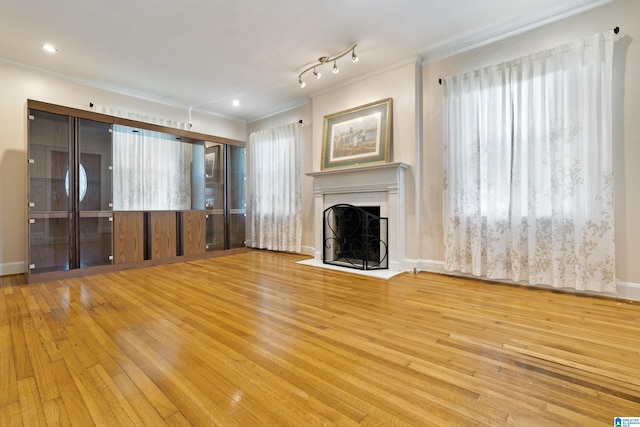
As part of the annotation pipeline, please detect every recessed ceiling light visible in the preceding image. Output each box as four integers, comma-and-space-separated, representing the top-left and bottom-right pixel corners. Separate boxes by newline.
42, 43, 57, 53
232, 100, 240, 107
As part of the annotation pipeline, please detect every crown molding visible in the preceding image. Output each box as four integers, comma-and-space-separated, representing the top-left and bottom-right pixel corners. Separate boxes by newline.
421, 0, 614, 63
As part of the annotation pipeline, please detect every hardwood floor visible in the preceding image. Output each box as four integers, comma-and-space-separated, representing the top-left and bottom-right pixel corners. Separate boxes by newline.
1, 250, 639, 426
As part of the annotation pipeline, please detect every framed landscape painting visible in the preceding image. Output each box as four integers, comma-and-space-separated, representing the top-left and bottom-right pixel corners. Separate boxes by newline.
321, 98, 392, 170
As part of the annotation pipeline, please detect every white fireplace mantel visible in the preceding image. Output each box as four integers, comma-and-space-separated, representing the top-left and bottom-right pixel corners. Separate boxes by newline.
306, 162, 409, 271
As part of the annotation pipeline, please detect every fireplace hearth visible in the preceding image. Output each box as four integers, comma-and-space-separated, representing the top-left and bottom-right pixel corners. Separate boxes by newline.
323, 204, 388, 270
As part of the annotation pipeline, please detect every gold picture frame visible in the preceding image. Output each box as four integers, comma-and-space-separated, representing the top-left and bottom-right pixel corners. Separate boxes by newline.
321, 97, 392, 170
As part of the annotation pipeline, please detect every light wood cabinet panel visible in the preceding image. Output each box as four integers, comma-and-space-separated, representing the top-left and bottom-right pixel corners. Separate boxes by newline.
181, 210, 205, 256
113, 212, 144, 264
150, 211, 177, 260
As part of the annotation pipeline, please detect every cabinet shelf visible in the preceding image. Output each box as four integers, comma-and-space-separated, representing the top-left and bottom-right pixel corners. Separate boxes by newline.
29, 177, 65, 182
29, 240, 69, 246
29, 211, 69, 219
79, 210, 113, 217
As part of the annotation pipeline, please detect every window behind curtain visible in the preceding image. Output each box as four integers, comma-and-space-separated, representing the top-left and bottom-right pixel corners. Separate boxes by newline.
442, 30, 617, 293
113, 126, 192, 211
247, 122, 302, 253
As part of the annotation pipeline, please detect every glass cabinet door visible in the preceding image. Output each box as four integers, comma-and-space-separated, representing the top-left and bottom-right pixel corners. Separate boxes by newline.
205, 213, 225, 251
205, 143, 225, 252
203, 143, 245, 251
28, 110, 72, 273
28, 112, 113, 274
204, 143, 224, 210
78, 118, 113, 268
226, 145, 246, 248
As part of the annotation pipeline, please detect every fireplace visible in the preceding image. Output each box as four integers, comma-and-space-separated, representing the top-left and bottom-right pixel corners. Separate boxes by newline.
323, 204, 388, 270
307, 162, 409, 272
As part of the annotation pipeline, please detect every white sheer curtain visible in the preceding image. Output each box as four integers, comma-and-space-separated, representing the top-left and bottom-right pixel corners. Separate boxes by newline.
113, 127, 192, 210
248, 122, 302, 252
443, 30, 616, 293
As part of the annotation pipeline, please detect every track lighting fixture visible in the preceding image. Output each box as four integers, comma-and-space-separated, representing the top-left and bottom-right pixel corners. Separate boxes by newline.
297, 43, 358, 88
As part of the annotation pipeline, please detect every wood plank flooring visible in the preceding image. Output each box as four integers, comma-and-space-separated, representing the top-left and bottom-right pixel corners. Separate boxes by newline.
1, 250, 639, 426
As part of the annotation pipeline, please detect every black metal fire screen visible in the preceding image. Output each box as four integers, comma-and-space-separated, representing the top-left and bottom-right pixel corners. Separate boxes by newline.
323, 204, 388, 270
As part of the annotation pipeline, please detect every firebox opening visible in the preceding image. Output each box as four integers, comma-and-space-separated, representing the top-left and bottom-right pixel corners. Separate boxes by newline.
323, 204, 388, 270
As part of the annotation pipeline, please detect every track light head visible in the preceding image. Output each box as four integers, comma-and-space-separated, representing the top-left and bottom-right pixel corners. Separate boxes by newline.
352, 48, 358, 63
298, 77, 306, 88
332, 60, 339, 74
313, 68, 321, 79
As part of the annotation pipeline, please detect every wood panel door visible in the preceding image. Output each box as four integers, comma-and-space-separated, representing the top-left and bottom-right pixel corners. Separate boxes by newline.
113, 212, 144, 264
181, 210, 205, 256
150, 211, 177, 260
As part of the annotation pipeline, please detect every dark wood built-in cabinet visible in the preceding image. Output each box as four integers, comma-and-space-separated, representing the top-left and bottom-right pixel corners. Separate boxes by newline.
27, 100, 246, 283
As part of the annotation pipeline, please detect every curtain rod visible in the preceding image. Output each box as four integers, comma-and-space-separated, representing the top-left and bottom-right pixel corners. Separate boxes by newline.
437, 26, 620, 85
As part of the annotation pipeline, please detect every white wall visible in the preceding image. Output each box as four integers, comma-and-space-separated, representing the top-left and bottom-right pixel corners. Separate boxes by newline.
0, 61, 246, 274
312, 61, 419, 261
423, 0, 640, 286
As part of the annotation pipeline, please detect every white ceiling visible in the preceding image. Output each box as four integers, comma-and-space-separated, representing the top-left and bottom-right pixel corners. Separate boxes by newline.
0, 0, 609, 122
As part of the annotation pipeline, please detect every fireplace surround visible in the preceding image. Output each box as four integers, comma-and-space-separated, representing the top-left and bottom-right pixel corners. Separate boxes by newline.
307, 162, 409, 271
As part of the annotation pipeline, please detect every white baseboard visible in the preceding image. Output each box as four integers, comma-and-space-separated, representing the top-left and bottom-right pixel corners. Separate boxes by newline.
416, 259, 445, 273
300, 246, 315, 256
0, 261, 26, 276
244, 241, 314, 257
617, 281, 640, 302
413, 258, 640, 302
